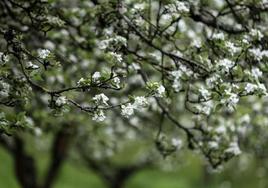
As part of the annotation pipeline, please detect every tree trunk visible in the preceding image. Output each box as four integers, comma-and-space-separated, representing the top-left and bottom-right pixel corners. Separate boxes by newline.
13, 137, 38, 188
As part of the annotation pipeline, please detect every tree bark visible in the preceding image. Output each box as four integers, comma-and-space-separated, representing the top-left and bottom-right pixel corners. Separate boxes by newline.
13, 136, 38, 188
42, 124, 73, 188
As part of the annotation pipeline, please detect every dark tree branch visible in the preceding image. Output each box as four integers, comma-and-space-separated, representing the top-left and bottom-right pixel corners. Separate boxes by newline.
189, 6, 246, 34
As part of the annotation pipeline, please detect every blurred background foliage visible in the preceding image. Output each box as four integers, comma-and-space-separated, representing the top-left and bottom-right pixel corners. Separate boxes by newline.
1, 145, 267, 188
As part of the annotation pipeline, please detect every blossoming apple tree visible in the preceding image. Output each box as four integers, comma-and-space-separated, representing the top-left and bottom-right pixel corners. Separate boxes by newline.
1, 0, 268, 187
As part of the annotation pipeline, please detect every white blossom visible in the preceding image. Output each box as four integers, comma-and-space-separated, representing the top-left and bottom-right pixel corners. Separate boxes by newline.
225, 141, 241, 156
98, 40, 109, 49
38, 49, 50, 59
172, 79, 182, 92
25, 61, 39, 69
249, 29, 263, 40
245, 83, 257, 94
225, 41, 240, 55
0, 52, 9, 64
113, 77, 120, 88
215, 125, 227, 134
171, 70, 183, 92
191, 38, 202, 48
92, 72, 101, 82
239, 114, 251, 124
221, 89, 239, 111
212, 32, 225, 40
165, 1, 189, 14
242, 35, 250, 45
175, 1, 189, 13
227, 93, 239, 109
133, 3, 146, 11
47, 16, 65, 26
98, 36, 127, 50
199, 86, 210, 100
171, 70, 182, 79
251, 67, 262, 79
257, 83, 267, 94
55, 96, 67, 106
77, 77, 86, 85
109, 52, 123, 63
206, 74, 222, 88
208, 141, 219, 149
133, 96, 148, 108
92, 110, 106, 122
217, 58, 235, 72
121, 96, 148, 118
159, 14, 172, 25
93, 93, 109, 106
0, 80, 10, 99
114, 36, 127, 46
202, 105, 212, 115
196, 101, 213, 115
248, 48, 263, 61
155, 85, 165, 97
171, 138, 182, 148
121, 103, 135, 117
34, 127, 42, 136
149, 51, 162, 61
262, 50, 268, 59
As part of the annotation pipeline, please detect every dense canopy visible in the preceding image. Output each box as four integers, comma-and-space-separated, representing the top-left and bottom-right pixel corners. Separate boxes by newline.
1, 0, 268, 188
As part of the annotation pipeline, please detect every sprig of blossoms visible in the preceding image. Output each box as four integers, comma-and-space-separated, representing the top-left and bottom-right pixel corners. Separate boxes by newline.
221, 89, 239, 111
25, 61, 39, 69
109, 52, 123, 63
92, 110, 106, 122
92, 72, 101, 83
251, 67, 262, 79
196, 101, 213, 115
38, 49, 50, 59
244, 83, 257, 94
225, 41, 241, 55
112, 77, 120, 88
217, 58, 235, 73
0, 52, 9, 64
121, 96, 148, 118
98, 36, 127, 50
121, 103, 135, 117
46, 16, 65, 27
171, 138, 183, 149
199, 86, 211, 100
155, 85, 166, 98
55, 96, 67, 107
170, 70, 182, 92
225, 141, 241, 156
206, 73, 222, 89
212, 32, 225, 40
77, 77, 90, 87
165, 1, 190, 14
0, 80, 10, 99
93, 93, 109, 106
249, 29, 264, 41
147, 82, 166, 98
133, 96, 148, 108
248, 48, 268, 61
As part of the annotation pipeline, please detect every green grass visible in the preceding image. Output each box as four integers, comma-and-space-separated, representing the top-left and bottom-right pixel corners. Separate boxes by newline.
0, 148, 20, 188
0, 146, 267, 188
54, 163, 105, 188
